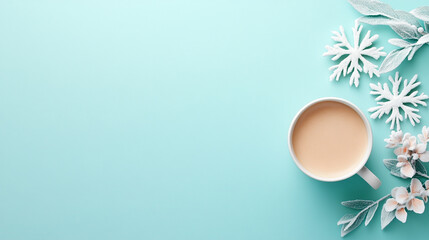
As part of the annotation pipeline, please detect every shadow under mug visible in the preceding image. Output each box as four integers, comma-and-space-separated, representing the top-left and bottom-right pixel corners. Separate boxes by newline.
288, 97, 381, 189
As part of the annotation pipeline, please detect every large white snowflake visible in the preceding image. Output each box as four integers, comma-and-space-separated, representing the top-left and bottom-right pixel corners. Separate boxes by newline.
323, 23, 386, 87
369, 72, 429, 130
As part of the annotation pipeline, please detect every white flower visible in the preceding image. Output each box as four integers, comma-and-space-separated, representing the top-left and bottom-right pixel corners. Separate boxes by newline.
323, 23, 386, 87
418, 126, 429, 143
404, 133, 429, 162
420, 152, 429, 162
394, 135, 413, 159
392, 135, 415, 178
393, 135, 429, 177
385, 187, 409, 223
407, 136, 427, 160
406, 179, 425, 214
385, 130, 404, 148
385, 179, 426, 223
392, 186, 410, 205
369, 72, 429, 130
407, 136, 418, 152
395, 155, 415, 178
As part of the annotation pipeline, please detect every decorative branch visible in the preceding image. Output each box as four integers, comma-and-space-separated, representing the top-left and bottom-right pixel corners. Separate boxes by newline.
339, 178, 429, 236
338, 194, 390, 236
339, 126, 429, 236
348, 0, 429, 73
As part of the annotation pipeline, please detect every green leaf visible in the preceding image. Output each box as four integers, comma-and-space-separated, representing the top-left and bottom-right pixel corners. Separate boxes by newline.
348, 0, 397, 18
379, 47, 413, 74
395, 10, 422, 27
389, 23, 421, 40
383, 159, 399, 171
338, 214, 356, 225
359, 15, 393, 25
384, 159, 404, 178
341, 211, 366, 237
416, 34, 429, 45
365, 203, 378, 226
345, 209, 369, 231
381, 204, 396, 229
411, 6, 429, 22
408, 44, 423, 60
359, 16, 421, 39
391, 167, 403, 178
415, 159, 427, 175
388, 38, 412, 48
342, 200, 374, 209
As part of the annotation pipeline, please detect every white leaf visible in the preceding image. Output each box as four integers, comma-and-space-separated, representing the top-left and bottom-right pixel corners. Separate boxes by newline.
341, 212, 366, 237
359, 16, 421, 39
416, 34, 429, 45
388, 38, 412, 48
342, 200, 375, 209
337, 214, 356, 225
395, 10, 423, 27
391, 168, 404, 178
348, 0, 397, 18
359, 15, 393, 25
389, 25, 421, 40
379, 47, 412, 74
384, 159, 399, 171
365, 203, 378, 226
381, 205, 396, 229
408, 44, 423, 61
411, 6, 429, 22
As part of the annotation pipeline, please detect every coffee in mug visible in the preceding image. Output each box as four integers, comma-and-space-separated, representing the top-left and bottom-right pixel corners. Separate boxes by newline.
288, 97, 381, 189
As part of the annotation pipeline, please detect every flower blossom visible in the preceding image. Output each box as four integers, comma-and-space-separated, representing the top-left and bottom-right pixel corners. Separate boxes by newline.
418, 126, 429, 143
384, 179, 425, 223
385, 130, 405, 148
385, 128, 429, 178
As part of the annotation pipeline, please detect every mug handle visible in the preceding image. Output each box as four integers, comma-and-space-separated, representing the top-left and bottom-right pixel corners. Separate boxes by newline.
357, 166, 381, 190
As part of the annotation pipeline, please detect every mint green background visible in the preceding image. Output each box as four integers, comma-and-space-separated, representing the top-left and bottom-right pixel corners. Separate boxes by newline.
1, 0, 429, 239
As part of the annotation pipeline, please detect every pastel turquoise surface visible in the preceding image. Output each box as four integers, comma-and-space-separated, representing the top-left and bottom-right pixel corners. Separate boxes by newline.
1, 1, 429, 239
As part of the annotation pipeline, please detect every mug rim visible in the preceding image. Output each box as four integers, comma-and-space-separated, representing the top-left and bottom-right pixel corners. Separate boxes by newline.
288, 97, 373, 182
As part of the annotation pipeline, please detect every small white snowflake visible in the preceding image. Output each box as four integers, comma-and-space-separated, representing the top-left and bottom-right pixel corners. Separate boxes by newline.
369, 72, 429, 130
323, 23, 386, 87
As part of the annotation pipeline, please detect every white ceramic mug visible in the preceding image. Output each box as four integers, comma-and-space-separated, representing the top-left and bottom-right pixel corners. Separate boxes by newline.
288, 97, 381, 189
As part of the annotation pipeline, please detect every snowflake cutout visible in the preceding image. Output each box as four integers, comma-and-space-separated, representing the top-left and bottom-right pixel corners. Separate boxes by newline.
369, 72, 429, 130
323, 23, 386, 87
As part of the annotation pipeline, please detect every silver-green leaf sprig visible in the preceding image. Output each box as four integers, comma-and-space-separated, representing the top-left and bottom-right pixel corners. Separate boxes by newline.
338, 198, 387, 237
348, 0, 429, 73
339, 178, 429, 237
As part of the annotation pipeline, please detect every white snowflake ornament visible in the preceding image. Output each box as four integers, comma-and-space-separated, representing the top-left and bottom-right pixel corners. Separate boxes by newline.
369, 72, 429, 130
323, 23, 386, 87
